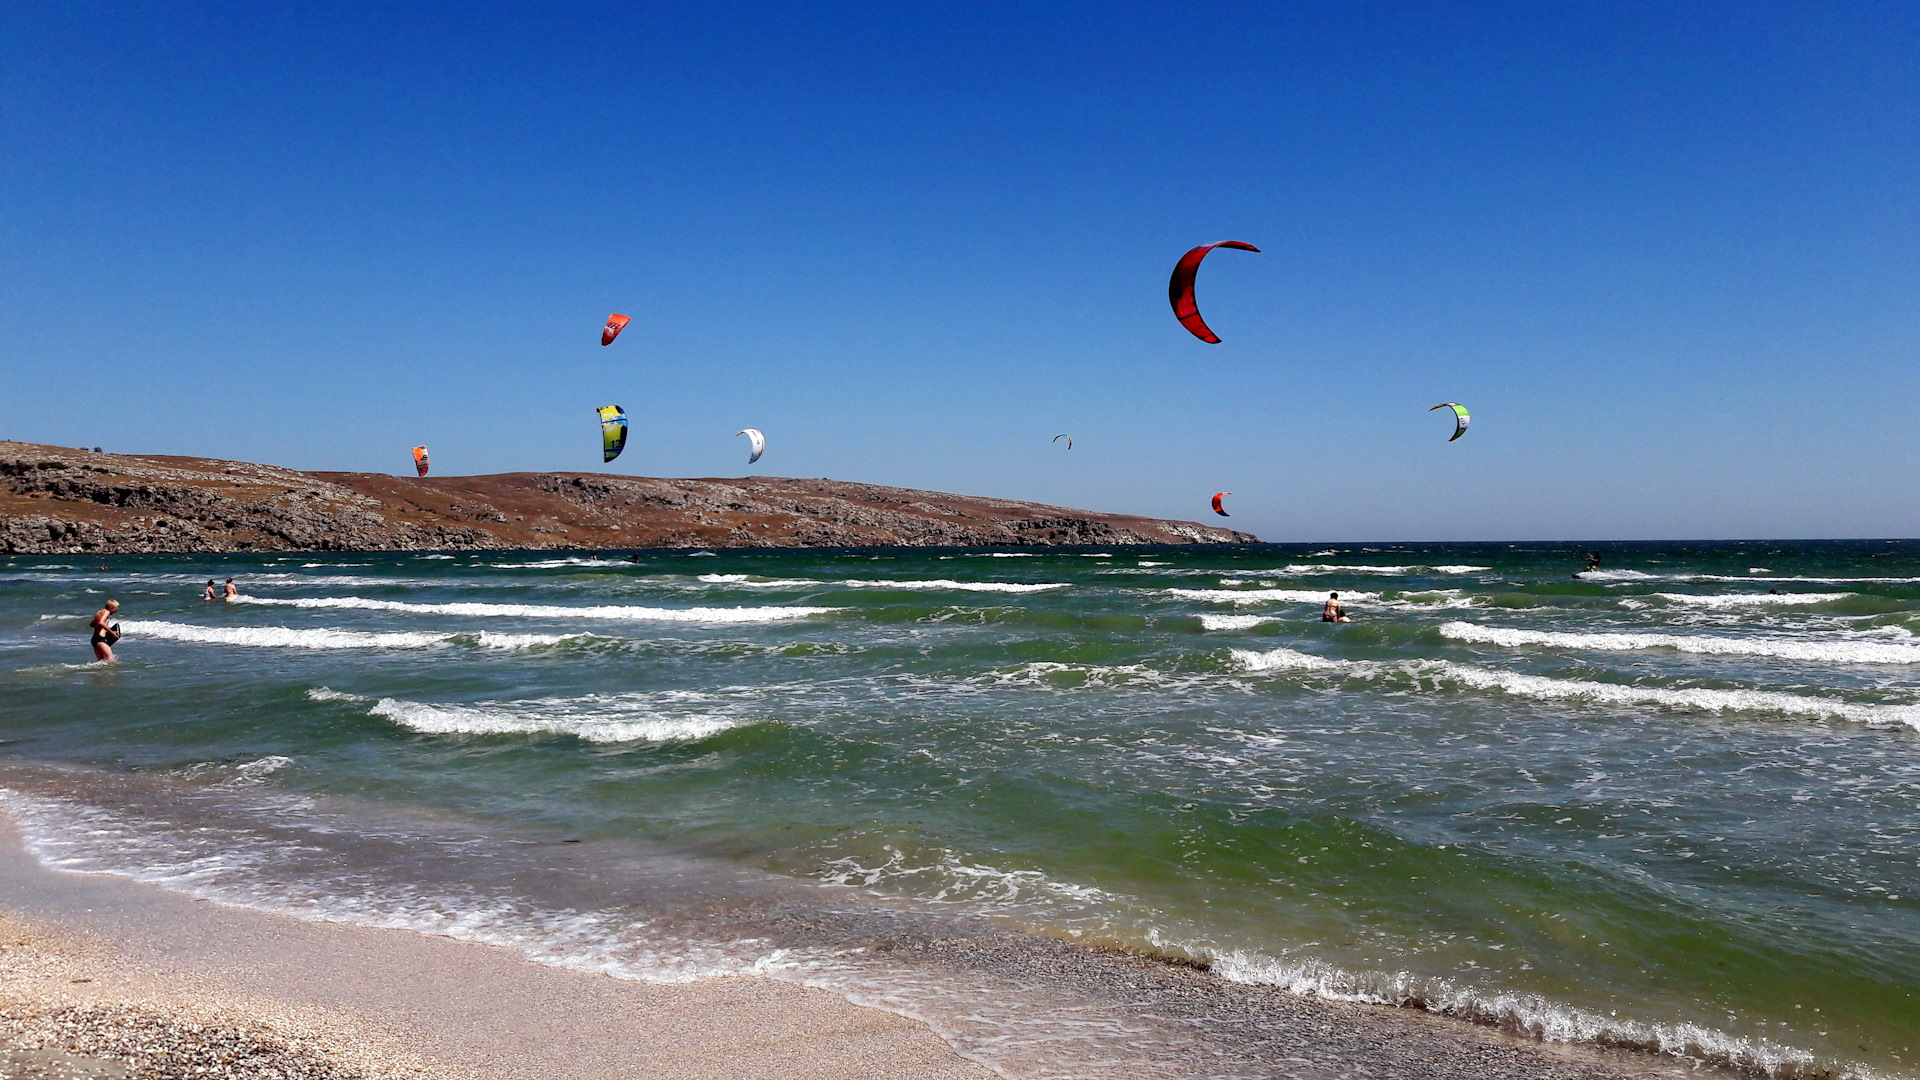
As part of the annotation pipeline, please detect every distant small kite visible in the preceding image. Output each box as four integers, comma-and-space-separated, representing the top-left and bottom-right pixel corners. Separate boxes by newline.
601, 314, 631, 347
1429, 402, 1470, 441
1212, 491, 1232, 517
411, 446, 429, 477
1053, 434, 1073, 450
598, 405, 629, 462
1169, 241, 1260, 343
737, 428, 765, 464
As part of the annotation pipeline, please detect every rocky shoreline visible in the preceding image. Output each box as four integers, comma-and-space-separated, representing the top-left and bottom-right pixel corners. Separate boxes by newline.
0, 441, 1255, 555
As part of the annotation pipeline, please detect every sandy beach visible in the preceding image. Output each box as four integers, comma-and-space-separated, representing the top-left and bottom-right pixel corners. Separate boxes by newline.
0, 818, 994, 1079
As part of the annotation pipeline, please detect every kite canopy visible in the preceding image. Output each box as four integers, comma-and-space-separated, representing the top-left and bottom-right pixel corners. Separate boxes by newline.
601, 313, 630, 347
1212, 491, 1233, 517
411, 446, 429, 477
598, 405, 629, 462
1053, 434, 1073, 450
737, 428, 765, 465
1169, 241, 1260, 343
1429, 402, 1471, 441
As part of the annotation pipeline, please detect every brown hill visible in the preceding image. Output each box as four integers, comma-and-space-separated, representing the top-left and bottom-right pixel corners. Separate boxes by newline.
0, 441, 1255, 554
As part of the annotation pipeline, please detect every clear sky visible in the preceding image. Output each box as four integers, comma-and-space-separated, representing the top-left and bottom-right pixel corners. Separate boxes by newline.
3, 3, 1916, 541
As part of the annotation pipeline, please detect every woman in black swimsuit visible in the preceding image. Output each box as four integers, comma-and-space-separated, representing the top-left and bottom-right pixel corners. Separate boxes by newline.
89, 600, 121, 662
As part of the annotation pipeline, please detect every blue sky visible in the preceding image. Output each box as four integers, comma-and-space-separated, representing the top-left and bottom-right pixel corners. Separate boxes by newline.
3, 3, 1916, 540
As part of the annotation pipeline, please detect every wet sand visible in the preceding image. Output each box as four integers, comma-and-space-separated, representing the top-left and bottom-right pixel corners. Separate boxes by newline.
0, 819, 993, 1079
0, 812, 1715, 1080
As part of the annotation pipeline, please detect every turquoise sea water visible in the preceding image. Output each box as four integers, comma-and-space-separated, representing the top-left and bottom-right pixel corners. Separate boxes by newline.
2, 542, 1916, 1078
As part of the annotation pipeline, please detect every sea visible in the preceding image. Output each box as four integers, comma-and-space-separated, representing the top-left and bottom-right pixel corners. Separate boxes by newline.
1, 541, 1915, 1079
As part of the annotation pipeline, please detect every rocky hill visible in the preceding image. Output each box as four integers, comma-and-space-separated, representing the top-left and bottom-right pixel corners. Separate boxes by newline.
0, 441, 1256, 554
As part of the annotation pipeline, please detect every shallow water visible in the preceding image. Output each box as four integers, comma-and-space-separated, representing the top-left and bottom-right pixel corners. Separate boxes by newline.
2, 542, 1916, 1078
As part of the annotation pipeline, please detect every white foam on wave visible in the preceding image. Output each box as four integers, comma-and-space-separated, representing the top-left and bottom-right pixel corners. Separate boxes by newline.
1226, 647, 1920, 729
819, 845, 1118, 910
0, 790, 799, 986
306, 687, 365, 702
1229, 646, 1344, 672
124, 620, 589, 651
368, 694, 747, 743
199, 756, 295, 787
681, 574, 1073, 594
696, 574, 823, 588
1574, 569, 1658, 581
1287, 564, 1414, 574
1197, 614, 1280, 631
232, 595, 838, 623
1169, 587, 1383, 606
974, 661, 1178, 690
1210, 950, 1835, 1080
1261, 563, 1487, 575
1588, 570, 1920, 586
1654, 592, 1855, 608
836, 579, 1069, 594
1440, 621, 1920, 665
486, 558, 607, 569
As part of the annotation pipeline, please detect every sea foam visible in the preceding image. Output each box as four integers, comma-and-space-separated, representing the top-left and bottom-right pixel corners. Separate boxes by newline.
1210, 950, 1832, 1080
124, 620, 588, 650
1227, 647, 1920, 729
1440, 621, 1920, 665
697, 574, 1068, 593
369, 696, 747, 743
233, 595, 837, 623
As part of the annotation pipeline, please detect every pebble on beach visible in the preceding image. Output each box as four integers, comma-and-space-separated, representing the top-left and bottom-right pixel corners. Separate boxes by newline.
0, 1004, 361, 1079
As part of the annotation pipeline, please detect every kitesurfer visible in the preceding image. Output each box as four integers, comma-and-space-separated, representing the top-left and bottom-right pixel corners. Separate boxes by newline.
89, 600, 121, 662
1585, 552, 1601, 573
1322, 592, 1350, 623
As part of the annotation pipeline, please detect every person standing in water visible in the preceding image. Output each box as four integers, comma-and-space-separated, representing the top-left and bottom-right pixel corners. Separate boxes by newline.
202, 580, 219, 601
1322, 592, 1350, 623
89, 600, 121, 662
223, 577, 238, 600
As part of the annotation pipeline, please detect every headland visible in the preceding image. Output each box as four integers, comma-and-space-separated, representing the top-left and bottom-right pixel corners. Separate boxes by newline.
0, 441, 1254, 555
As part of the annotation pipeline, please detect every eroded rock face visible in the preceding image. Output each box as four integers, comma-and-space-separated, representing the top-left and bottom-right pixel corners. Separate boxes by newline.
0, 442, 1257, 554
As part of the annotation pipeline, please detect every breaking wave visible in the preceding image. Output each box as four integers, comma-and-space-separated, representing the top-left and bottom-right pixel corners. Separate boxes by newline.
1226, 646, 1920, 729
233, 595, 838, 623
124, 620, 590, 651
367, 694, 749, 743
695, 575, 1067, 593
1440, 621, 1920, 665
1211, 950, 1844, 1080
1653, 592, 1855, 608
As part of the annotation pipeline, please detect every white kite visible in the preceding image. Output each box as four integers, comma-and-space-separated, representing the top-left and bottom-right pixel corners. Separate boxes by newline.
737, 428, 766, 464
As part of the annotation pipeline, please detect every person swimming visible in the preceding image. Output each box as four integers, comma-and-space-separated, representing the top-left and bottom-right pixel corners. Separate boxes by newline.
89, 600, 121, 662
1322, 592, 1350, 623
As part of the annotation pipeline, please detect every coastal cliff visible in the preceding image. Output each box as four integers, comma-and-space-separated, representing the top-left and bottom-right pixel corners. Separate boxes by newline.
0, 441, 1256, 554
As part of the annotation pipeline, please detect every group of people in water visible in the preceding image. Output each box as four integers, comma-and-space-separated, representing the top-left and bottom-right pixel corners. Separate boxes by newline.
77, 554, 1594, 662
85, 578, 240, 663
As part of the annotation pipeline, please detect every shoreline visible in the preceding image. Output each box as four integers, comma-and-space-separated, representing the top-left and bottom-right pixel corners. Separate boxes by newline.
0, 796, 1722, 1080
0, 814, 998, 1080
